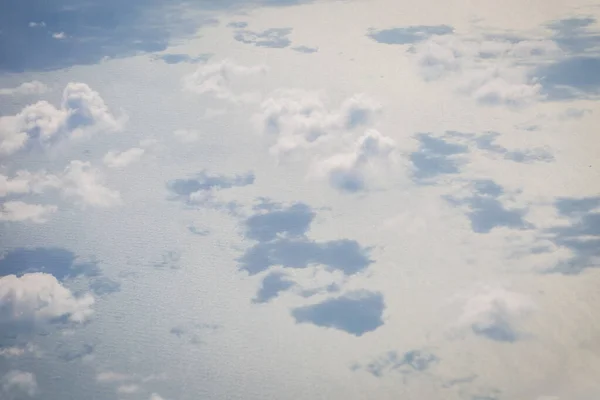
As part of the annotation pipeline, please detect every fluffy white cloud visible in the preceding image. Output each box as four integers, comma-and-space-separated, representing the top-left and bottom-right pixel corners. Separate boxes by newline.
457, 287, 535, 342
1, 371, 37, 398
255, 89, 381, 157
309, 129, 399, 192
173, 129, 200, 143
0, 81, 48, 96
182, 59, 268, 103
61, 160, 121, 207
103, 147, 145, 168
0, 273, 94, 326
410, 34, 561, 106
0, 201, 57, 223
0, 170, 61, 197
150, 394, 166, 400
0, 82, 124, 156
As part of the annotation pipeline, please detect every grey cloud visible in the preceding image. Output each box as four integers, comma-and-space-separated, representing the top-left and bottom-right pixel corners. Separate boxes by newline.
168, 171, 255, 197
361, 349, 439, 377
227, 21, 248, 29
291, 291, 385, 336
367, 25, 454, 44
292, 45, 318, 53
234, 27, 292, 48
252, 272, 295, 303
546, 196, 600, 274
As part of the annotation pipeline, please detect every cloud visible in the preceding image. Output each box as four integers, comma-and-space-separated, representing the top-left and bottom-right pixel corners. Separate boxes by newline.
96, 372, 133, 383
457, 288, 535, 342
291, 291, 385, 336
0, 83, 124, 156
117, 384, 141, 394
0, 81, 48, 96
157, 53, 212, 64
1, 370, 37, 398
103, 148, 145, 168
546, 196, 600, 274
0, 344, 38, 358
255, 90, 381, 157
359, 349, 439, 377
238, 202, 373, 276
150, 394, 167, 400
173, 129, 200, 143
182, 59, 268, 103
252, 271, 295, 303
227, 21, 248, 29
0, 170, 61, 197
367, 25, 454, 45
0, 273, 94, 329
0, 201, 57, 223
233, 27, 292, 48
310, 129, 399, 192
292, 45, 318, 53
61, 160, 122, 207
446, 180, 531, 233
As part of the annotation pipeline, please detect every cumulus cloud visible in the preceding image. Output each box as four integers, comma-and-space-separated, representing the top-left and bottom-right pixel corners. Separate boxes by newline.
0, 82, 124, 156
1, 370, 37, 398
457, 287, 535, 342
409, 34, 561, 106
0, 170, 61, 197
0, 273, 94, 327
182, 59, 268, 103
0, 201, 57, 223
103, 147, 145, 168
61, 160, 121, 207
0, 81, 48, 96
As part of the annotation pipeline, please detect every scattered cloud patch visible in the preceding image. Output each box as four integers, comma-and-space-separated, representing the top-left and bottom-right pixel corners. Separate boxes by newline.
292, 45, 318, 53
227, 21, 248, 29
358, 349, 439, 377
182, 59, 268, 103
253, 271, 295, 303
0, 201, 57, 223
292, 291, 385, 336
61, 160, 122, 207
117, 384, 141, 394
52, 32, 66, 39
457, 287, 535, 342
0, 82, 124, 156
1, 370, 37, 398
234, 27, 292, 48
367, 25, 454, 45
0, 81, 48, 96
157, 53, 211, 64
410, 132, 469, 182
103, 148, 145, 168
173, 129, 200, 143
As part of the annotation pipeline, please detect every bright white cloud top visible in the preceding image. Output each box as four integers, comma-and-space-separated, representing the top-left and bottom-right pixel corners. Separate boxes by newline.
0, 1, 599, 400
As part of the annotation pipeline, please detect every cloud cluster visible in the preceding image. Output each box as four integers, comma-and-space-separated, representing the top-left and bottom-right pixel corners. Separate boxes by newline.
234, 27, 292, 48
0, 273, 94, 329
255, 89, 398, 191
0, 82, 124, 156
103, 147, 145, 168
408, 34, 561, 106
182, 59, 268, 103
1, 370, 37, 399
0, 81, 48, 96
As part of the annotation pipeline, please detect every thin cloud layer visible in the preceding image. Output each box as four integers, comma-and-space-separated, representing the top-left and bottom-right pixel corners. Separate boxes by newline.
0, 81, 48, 96
368, 25, 454, 45
234, 27, 293, 48
1, 370, 37, 399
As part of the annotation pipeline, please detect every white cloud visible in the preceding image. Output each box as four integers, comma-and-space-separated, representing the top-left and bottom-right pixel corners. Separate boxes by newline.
255, 89, 381, 158
0, 344, 38, 358
182, 59, 268, 103
150, 394, 167, 400
117, 384, 141, 394
103, 147, 145, 168
309, 129, 400, 192
0, 273, 94, 326
61, 160, 121, 207
1, 371, 37, 398
173, 129, 200, 143
0, 170, 61, 197
456, 287, 535, 341
410, 34, 561, 106
0, 82, 124, 156
52, 32, 66, 39
0, 81, 48, 96
28, 21, 46, 28
0, 201, 57, 223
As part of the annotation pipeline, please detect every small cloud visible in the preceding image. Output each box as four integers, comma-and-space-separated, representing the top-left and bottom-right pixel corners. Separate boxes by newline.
28, 21, 46, 28
117, 384, 140, 394
173, 129, 200, 143
52, 32, 66, 39
292, 45, 318, 54
0, 81, 48, 96
158, 53, 212, 64
96, 371, 133, 383
457, 287, 535, 342
61, 160, 122, 207
234, 27, 292, 48
291, 291, 385, 336
150, 394, 167, 400
367, 25, 454, 44
358, 349, 439, 377
0, 201, 57, 223
103, 147, 145, 168
252, 271, 295, 303
167, 170, 254, 207
1, 370, 37, 398
227, 21, 248, 29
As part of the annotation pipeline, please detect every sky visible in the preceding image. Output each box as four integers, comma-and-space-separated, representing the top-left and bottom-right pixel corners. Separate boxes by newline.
0, 0, 599, 399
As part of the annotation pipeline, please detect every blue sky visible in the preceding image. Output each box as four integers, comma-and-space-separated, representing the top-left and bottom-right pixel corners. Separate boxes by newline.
1, 0, 600, 399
